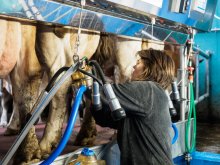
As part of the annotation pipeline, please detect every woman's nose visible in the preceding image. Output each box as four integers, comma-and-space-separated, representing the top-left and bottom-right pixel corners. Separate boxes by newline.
133, 65, 136, 69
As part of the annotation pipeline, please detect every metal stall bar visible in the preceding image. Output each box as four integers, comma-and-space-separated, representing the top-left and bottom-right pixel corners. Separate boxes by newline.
178, 46, 187, 121
193, 46, 212, 104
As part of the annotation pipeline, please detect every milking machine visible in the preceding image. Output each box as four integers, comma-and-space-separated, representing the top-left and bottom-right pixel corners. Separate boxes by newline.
0, 53, 180, 165
39, 59, 127, 165
0, 56, 127, 165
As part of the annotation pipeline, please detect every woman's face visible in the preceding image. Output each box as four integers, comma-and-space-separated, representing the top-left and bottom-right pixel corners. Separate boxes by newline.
131, 56, 145, 80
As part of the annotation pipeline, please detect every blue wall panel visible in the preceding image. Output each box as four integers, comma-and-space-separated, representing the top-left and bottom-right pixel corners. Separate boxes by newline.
212, 0, 220, 30
195, 31, 220, 119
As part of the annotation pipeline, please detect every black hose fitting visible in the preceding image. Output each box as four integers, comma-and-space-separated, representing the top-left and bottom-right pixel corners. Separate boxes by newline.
89, 60, 126, 120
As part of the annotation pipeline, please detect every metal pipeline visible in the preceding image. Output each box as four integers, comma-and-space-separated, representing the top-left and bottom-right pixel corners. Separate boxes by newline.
1, 58, 124, 164
178, 46, 187, 121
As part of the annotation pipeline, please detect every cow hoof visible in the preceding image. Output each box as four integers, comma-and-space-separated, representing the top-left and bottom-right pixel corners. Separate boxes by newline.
39, 139, 53, 156
0, 121, 7, 128
13, 128, 42, 164
41, 153, 50, 160
74, 136, 96, 146
4, 127, 19, 136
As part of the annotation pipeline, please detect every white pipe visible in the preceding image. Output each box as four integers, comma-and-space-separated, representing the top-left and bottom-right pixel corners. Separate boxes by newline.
28, 0, 44, 20
18, 0, 34, 18
214, 14, 220, 20
206, 58, 210, 100
179, 46, 187, 121
211, 28, 220, 31
195, 53, 199, 102
194, 93, 209, 104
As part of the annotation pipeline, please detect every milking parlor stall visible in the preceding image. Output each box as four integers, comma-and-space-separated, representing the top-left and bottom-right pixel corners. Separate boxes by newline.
0, 0, 219, 164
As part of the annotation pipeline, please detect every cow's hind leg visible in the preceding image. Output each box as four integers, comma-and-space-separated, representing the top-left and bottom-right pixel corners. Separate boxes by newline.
11, 23, 43, 164
74, 105, 97, 146
39, 78, 72, 157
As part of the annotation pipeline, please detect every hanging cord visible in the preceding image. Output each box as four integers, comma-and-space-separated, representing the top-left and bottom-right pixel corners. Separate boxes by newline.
73, 0, 86, 63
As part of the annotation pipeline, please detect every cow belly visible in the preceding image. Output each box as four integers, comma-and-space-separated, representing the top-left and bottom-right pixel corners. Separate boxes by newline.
0, 19, 21, 77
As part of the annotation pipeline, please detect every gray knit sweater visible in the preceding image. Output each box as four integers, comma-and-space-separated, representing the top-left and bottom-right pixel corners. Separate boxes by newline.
91, 81, 173, 165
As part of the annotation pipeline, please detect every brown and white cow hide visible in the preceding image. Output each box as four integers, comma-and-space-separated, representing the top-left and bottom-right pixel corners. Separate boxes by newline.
35, 24, 101, 157
0, 18, 43, 164
35, 28, 142, 159
11, 22, 43, 164
0, 19, 21, 133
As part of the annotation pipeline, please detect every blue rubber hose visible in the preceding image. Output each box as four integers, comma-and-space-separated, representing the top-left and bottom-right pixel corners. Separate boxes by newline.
172, 123, 178, 144
40, 85, 87, 165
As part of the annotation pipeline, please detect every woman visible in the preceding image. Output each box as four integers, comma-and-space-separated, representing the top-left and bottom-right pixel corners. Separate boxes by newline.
91, 49, 175, 165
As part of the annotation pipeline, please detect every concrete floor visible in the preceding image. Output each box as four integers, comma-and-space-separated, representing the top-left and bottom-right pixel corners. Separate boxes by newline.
0, 122, 220, 164
196, 122, 220, 153
0, 123, 115, 164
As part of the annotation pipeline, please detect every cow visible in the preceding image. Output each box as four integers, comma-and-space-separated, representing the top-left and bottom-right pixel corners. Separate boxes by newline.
0, 18, 43, 164
0, 19, 21, 134
0, 16, 181, 164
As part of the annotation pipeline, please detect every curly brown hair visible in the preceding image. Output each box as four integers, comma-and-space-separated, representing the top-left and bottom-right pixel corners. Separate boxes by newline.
135, 49, 175, 89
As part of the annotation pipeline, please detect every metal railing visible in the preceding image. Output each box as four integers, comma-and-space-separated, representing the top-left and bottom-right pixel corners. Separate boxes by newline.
193, 46, 211, 104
